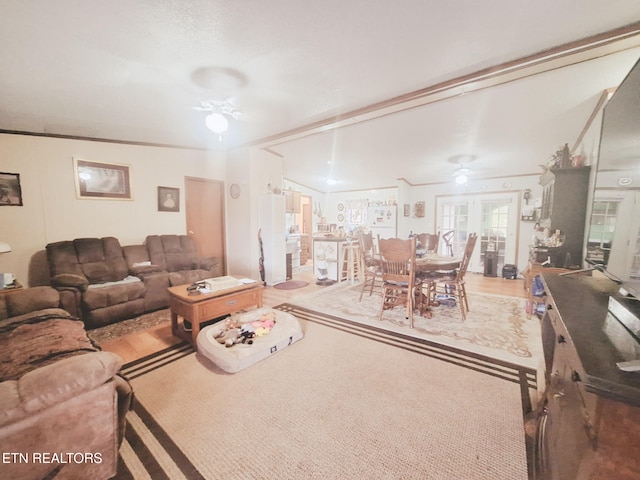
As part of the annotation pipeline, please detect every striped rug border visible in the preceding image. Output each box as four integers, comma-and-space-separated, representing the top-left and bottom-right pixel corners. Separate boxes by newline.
276, 303, 538, 392
116, 343, 203, 480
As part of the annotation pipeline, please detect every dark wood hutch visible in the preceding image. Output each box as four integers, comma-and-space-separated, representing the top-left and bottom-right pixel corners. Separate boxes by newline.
532, 166, 591, 268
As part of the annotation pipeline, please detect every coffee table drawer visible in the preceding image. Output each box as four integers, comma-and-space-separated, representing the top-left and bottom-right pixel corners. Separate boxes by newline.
200, 288, 262, 319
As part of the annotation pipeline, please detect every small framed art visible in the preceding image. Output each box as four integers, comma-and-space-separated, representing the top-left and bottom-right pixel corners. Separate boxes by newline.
0, 172, 23, 206
158, 186, 180, 212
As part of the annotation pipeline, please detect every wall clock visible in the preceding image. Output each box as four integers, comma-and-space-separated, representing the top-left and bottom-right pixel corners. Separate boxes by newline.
230, 183, 241, 199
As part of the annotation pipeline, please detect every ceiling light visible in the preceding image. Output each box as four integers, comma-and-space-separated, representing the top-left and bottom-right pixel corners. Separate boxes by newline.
453, 167, 470, 185
205, 112, 229, 135
448, 155, 476, 186
618, 177, 632, 186
454, 173, 468, 185
326, 178, 338, 185
196, 99, 241, 140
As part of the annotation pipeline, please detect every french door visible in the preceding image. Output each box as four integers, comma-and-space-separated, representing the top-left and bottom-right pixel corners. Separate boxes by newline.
436, 192, 519, 273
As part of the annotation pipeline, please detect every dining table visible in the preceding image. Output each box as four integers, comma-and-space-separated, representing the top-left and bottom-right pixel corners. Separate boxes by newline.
414, 254, 463, 311
415, 253, 462, 272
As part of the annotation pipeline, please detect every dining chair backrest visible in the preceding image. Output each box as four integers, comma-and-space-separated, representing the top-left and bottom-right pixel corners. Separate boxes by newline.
417, 232, 440, 253
377, 236, 417, 285
442, 230, 455, 256
359, 231, 378, 266
455, 233, 478, 281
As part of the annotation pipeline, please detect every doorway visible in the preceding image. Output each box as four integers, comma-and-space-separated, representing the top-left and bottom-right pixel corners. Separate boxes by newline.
436, 191, 520, 274
185, 177, 226, 273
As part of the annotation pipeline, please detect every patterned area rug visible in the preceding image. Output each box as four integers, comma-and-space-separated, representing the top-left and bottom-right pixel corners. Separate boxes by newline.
87, 309, 171, 344
116, 315, 534, 479
290, 282, 543, 371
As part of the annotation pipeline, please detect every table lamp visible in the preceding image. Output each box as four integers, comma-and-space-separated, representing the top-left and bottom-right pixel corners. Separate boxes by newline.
0, 241, 10, 253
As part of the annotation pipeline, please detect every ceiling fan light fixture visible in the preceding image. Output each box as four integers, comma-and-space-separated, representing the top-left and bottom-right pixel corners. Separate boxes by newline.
453, 166, 470, 185
454, 173, 468, 185
205, 112, 229, 135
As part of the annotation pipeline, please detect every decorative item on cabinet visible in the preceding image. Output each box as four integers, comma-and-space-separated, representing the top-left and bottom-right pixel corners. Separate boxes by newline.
414, 201, 425, 218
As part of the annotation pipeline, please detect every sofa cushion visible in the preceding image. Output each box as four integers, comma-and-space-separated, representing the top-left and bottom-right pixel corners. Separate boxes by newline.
74, 237, 128, 283
83, 276, 145, 310
146, 234, 200, 273
46, 240, 84, 278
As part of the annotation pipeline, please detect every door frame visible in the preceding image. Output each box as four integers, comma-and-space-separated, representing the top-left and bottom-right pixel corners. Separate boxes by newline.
435, 190, 522, 273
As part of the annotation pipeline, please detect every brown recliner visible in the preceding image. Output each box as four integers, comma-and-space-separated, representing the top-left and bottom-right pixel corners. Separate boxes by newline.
145, 234, 222, 286
0, 286, 132, 480
46, 237, 146, 329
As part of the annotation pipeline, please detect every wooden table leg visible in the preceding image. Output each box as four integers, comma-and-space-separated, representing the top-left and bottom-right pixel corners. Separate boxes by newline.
171, 310, 179, 336
191, 317, 200, 349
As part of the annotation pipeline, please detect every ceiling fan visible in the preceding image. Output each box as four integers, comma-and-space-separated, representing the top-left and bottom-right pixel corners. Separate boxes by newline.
449, 155, 477, 185
194, 99, 243, 139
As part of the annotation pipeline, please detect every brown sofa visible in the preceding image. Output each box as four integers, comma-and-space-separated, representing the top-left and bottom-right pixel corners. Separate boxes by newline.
0, 286, 132, 480
46, 234, 222, 328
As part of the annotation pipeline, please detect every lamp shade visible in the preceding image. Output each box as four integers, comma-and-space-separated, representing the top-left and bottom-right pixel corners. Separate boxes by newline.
0, 241, 11, 253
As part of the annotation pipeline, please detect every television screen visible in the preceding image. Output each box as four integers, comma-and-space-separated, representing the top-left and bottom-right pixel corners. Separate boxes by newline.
586, 57, 640, 298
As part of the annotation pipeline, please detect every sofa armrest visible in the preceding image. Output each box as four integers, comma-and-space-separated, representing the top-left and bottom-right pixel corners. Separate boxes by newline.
0, 351, 123, 428
130, 264, 163, 276
51, 273, 89, 290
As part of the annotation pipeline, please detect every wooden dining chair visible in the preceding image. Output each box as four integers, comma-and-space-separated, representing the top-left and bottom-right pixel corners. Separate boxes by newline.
377, 236, 423, 328
358, 231, 382, 300
426, 233, 478, 320
441, 230, 455, 256
416, 231, 440, 254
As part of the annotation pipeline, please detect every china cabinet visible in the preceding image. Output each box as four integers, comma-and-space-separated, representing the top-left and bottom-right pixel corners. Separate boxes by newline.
536, 166, 590, 268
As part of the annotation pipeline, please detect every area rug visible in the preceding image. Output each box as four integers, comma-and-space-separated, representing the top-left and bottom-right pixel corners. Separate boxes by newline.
116, 315, 534, 480
274, 280, 309, 290
87, 309, 171, 344
289, 282, 543, 372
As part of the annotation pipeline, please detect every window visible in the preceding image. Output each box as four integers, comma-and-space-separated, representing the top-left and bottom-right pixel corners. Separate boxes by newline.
587, 200, 619, 265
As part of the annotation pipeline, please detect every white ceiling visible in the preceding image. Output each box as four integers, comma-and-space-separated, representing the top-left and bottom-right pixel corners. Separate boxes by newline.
1, 1, 640, 192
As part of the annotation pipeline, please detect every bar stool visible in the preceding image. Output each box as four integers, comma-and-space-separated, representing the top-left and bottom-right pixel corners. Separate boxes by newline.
341, 243, 362, 284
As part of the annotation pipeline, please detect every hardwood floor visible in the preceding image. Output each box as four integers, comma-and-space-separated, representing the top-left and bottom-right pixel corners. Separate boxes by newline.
101, 265, 527, 364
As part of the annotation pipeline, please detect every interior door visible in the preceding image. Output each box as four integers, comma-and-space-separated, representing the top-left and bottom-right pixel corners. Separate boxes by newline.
185, 177, 226, 271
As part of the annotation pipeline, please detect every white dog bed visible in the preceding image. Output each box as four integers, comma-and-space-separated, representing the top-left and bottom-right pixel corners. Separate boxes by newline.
197, 308, 303, 373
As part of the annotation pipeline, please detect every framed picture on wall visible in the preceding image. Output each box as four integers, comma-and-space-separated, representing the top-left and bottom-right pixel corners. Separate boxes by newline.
0, 172, 23, 206
157, 186, 180, 212
74, 158, 132, 200
403, 204, 410, 217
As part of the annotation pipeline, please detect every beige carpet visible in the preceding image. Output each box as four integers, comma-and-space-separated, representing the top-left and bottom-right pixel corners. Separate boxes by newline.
290, 281, 543, 371
117, 316, 532, 480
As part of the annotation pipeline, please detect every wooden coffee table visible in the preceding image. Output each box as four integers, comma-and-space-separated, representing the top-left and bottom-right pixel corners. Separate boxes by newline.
168, 277, 264, 348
